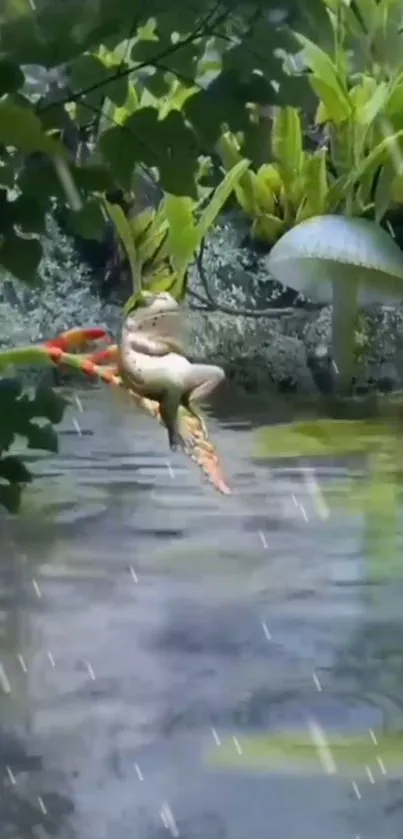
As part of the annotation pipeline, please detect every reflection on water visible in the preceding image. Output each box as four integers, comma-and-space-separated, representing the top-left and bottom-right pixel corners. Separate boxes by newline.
1, 388, 403, 838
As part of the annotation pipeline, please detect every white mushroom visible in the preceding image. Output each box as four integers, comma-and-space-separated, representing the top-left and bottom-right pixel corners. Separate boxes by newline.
267, 215, 403, 392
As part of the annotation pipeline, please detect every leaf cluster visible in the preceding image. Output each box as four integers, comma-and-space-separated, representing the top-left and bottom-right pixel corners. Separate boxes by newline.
0, 377, 67, 513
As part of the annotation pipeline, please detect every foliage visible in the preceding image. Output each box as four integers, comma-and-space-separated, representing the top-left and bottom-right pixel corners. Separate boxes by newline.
293, 0, 403, 221
212, 0, 403, 242
216, 112, 336, 244
0, 0, 331, 286
0, 376, 67, 513
104, 159, 250, 303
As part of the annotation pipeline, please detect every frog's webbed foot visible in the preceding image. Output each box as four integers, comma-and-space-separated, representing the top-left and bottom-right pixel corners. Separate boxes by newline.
181, 397, 208, 438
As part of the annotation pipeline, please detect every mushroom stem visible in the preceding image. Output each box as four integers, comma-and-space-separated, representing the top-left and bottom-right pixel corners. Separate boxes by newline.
331, 278, 358, 395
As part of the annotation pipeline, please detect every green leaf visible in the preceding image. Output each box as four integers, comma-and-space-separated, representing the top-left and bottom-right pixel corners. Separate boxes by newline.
70, 53, 129, 107
258, 163, 283, 193
72, 163, 115, 193
300, 148, 329, 216
11, 194, 46, 234
129, 205, 169, 270
296, 32, 349, 94
98, 126, 137, 190
251, 214, 285, 244
0, 233, 42, 284
0, 162, 15, 188
0, 456, 32, 484
271, 107, 303, 174
355, 81, 390, 125
26, 422, 58, 453
0, 377, 22, 402
195, 159, 251, 245
31, 384, 67, 425
101, 108, 199, 197
311, 75, 351, 124
0, 481, 21, 514
0, 103, 67, 156
147, 267, 177, 296
71, 199, 106, 241
352, 129, 403, 186
163, 195, 198, 284
216, 132, 258, 216
0, 60, 24, 96
102, 198, 139, 293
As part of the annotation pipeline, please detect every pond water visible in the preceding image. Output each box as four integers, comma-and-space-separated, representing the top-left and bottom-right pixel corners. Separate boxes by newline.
1, 385, 403, 839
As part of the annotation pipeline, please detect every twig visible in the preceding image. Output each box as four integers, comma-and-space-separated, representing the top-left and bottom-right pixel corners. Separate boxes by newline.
38, 4, 230, 115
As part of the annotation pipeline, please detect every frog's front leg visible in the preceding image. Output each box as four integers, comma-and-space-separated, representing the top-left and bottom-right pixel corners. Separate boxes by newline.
181, 363, 225, 435
127, 333, 175, 357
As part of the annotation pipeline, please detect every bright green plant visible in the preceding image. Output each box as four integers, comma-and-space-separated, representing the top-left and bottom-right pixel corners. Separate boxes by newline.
292, 0, 403, 221
215, 110, 337, 245
211, 0, 403, 243
102, 159, 250, 303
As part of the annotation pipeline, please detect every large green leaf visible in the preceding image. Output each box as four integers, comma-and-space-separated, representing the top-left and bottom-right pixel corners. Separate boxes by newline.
312, 76, 351, 124
271, 107, 303, 174
0, 59, 24, 95
355, 81, 390, 125
0, 103, 67, 156
352, 129, 403, 186
163, 195, 198, 285
195, 158, 251, 245
71, 199, 106, 242
298, 148, 329, 219
102, 198, 139, 293
296, 33, 352, 122
216, 133, 259, 216
0, 232, 42, 284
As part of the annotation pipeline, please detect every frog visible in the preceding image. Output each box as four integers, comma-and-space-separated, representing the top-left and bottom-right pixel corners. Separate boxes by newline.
118, 290, 225, 450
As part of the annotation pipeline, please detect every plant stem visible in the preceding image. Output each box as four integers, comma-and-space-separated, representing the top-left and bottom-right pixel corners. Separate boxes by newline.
0, 346, 54, 368
331, 279, 358, 394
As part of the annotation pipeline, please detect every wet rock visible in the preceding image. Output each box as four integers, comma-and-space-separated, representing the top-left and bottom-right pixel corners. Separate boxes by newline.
302, 304, 403, 392
187, 310, 315, 394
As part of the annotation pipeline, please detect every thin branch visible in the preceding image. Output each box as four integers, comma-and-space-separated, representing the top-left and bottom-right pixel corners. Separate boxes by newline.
194, 239, 301, 318
38, 4, 230, 115
187, 288, 212, 308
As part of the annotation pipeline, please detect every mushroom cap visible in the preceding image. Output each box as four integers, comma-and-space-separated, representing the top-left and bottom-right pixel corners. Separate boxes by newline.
266, 215, 403, 305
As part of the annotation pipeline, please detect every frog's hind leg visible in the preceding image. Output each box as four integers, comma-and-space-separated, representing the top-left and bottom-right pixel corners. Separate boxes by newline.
181, 363, 225, 436
159, 390, 182, 451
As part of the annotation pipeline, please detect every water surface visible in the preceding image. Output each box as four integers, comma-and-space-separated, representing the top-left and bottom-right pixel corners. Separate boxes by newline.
1, 387, 403, 839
